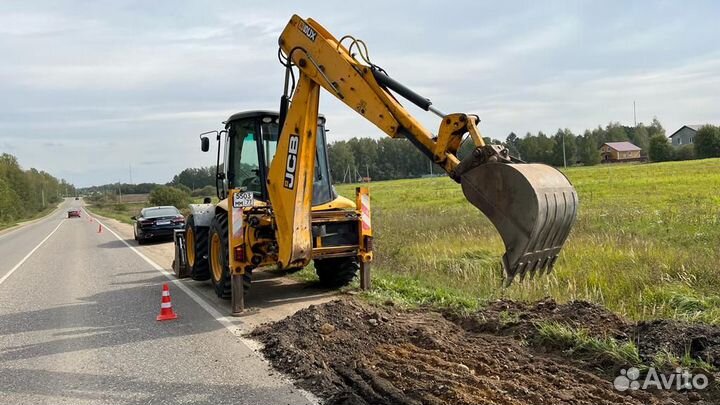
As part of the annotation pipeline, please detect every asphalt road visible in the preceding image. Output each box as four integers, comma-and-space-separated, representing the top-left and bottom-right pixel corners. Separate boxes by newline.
0, 199, 314, 405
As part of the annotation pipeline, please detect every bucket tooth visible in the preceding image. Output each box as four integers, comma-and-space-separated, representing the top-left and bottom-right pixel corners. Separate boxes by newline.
460, 163, 578, 286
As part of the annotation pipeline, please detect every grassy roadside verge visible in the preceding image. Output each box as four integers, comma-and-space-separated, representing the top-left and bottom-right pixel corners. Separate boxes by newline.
84, 202, 145, 225
0, 202, 63, 232
335, 158, 720, 324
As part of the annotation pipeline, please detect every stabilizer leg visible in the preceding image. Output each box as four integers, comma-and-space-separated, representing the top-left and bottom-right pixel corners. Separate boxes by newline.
231, 273, 244, 316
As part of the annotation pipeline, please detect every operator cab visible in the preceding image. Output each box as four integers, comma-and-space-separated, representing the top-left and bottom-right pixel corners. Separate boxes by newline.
209, 110, 336, 206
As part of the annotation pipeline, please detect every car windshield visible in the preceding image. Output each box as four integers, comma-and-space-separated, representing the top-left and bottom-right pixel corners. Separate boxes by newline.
143, 208, 179, 218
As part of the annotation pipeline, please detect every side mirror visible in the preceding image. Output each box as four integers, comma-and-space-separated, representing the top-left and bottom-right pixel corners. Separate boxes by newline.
201, 136, 210, 152
131, 215, 137, 220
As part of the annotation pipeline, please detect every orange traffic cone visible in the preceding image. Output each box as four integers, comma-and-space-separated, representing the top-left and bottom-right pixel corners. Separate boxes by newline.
97, 224, 102, 233
156, 283, 178, 321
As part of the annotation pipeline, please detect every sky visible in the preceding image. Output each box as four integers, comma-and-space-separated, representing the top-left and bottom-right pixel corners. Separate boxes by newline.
1, 1, 719, 187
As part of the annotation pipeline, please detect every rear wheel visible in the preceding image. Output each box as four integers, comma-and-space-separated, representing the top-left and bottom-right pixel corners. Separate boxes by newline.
208, 213, 252, 299
186, 216, 210, 281
313, 257, 359, 287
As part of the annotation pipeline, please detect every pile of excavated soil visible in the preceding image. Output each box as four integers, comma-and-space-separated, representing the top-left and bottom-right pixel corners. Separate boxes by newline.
453, 299, 720, 371
252, 299, 720, 405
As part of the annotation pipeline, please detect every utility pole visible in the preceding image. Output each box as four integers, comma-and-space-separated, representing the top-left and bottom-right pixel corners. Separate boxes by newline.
41, 188, 46, 208
129, 164, 133, 184
633, 101, 637, 127
562, 130, 567, 169
118, 180, 122, 202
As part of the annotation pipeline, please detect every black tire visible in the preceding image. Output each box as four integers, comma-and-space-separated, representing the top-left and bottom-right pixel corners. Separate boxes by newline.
208, 214, 231, 299
313, 257, 359, 287
186, 216, 210, 281
208, 213, 252, 299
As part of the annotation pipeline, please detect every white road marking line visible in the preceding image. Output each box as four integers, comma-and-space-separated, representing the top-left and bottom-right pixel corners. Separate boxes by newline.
86, 211, 319, 404
0, 220, 65, 287
85, 212, 241, 332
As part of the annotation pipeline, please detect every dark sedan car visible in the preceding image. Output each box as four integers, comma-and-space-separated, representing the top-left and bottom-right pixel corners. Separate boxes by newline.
67, 209, 81, 218
132, 206, 185, 244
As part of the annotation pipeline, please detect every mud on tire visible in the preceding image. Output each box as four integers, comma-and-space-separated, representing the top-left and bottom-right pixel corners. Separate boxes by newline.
185, 216, 210, 281
313, 257, 359, 287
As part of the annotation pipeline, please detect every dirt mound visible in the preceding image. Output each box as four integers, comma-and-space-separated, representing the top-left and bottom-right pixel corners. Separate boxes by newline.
449, 298, 628, 340
633, 320, 720, 369
453, 298, 720, 370
252, 299, 717, 405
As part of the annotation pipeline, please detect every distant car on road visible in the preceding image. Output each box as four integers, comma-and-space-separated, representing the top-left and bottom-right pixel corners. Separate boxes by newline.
75, 197, 79, 200
132, 206, 185, 244
67, 209, 81, 218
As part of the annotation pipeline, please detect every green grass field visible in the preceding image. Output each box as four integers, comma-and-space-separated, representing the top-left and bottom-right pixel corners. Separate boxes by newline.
336, 158, 720, 323
86, 202, 146, 225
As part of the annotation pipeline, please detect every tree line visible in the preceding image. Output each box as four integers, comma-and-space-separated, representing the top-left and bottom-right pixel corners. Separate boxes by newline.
0, 153, 76, 224
326, 119, 720, 182
80, 120, 720, 200
326, 120, 663, 181
81, 167, 217, 197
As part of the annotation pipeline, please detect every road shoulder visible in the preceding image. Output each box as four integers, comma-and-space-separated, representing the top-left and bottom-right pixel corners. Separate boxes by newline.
84, 208, 339, 332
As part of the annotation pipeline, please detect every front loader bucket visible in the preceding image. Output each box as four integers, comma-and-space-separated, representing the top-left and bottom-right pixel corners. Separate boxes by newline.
460, 163, 577, 286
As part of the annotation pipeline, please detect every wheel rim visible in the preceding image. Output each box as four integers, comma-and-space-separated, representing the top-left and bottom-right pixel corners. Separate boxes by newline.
210, 232, 223, 282
186, 227, 195, 266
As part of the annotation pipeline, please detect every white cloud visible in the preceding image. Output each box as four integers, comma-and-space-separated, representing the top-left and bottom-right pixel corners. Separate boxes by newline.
1, 1, 719, 185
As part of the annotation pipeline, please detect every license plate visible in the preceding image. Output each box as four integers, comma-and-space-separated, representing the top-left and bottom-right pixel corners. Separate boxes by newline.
233, 191, 254, 208
156, 220, 171, 226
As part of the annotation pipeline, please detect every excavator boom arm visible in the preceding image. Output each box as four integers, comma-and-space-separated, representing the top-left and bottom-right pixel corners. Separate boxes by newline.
268, 15, 578, 283
277, 16, 476, 176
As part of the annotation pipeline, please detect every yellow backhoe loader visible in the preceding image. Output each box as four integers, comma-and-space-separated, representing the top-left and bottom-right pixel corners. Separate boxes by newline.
173, 15, 578, 315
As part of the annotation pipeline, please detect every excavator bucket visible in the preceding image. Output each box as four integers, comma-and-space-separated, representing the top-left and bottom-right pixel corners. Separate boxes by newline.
460, 163, 578, 286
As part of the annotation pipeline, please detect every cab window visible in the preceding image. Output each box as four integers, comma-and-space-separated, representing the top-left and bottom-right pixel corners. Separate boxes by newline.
228, 119, 262, 194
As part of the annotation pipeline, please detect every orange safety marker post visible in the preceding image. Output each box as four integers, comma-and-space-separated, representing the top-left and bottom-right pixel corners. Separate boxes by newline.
156, 283, 178, 321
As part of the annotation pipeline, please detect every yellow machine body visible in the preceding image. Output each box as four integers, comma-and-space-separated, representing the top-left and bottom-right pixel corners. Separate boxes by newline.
181, 14, 578, 313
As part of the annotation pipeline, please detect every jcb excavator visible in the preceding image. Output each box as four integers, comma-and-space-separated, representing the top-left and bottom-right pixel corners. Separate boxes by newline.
174, 15, 578, 314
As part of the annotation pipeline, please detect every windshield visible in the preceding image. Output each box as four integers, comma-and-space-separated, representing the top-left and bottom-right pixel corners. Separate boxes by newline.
142, 207, 179, 218
228, 118, 265, 195
227, 115, 335, 205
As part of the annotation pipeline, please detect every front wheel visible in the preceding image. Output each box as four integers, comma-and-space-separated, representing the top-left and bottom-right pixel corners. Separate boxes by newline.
313, 257, 359, 288
208, 213, 252, 299
209, 214, 231, 299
